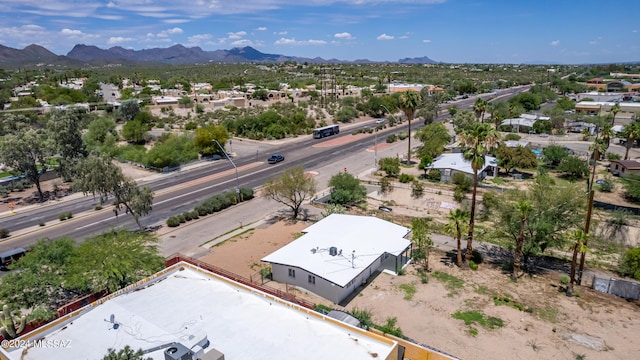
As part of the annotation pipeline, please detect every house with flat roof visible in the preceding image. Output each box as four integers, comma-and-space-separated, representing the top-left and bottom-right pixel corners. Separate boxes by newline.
262, 214, 412, 304
1, 261, 441, 360
427, 152, 498, 183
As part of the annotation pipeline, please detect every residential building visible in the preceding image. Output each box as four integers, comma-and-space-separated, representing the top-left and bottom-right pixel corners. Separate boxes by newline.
609, 160, 640, 178
0, 260, 456, 360
262, 214, 412, 304
427, 152, 498, 183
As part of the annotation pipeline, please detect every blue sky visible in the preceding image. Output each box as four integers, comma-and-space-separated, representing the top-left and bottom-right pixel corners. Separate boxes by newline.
0, 0, 638, 64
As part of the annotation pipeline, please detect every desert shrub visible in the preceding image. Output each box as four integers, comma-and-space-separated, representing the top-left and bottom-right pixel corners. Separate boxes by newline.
469, 260, 478, 270
196, 205, 209, 216
427, 169, 441, 182
386, 134, 397, 143
397, 132, 408, 140
182, 211, 193, 221
411, 180, 424, 199
452, 172, 472, 192
504, 133, 521, 141
0, 186, 8, 197
454, 188, 466, 203
240, 187, 254, 201
350, 308, 373, 330
0, 228, 10, 238
619, 247, 640, 280
190, 210, 200, 220
599, 178, 614, 192
184, 121, 198, 130
399, 173, 415, 183
166, 216, 181, 227
607, 152, 621, 161
178, 214, 186, 223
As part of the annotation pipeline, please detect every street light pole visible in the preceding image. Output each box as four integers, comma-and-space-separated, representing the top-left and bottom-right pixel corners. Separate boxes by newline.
213, 139, 241, 203
380, 104, 396, 125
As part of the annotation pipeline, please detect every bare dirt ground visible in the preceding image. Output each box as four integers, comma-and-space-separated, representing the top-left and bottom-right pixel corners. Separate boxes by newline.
197, 219, 640, 360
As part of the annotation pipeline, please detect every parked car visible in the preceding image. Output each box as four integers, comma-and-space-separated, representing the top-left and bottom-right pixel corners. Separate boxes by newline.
267, 154, 285, 164
375, 118, 386, 125
378, 206, 392, 212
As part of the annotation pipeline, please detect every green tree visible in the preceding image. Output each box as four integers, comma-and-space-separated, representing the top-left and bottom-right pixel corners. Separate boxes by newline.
194, 125, 231, 157
473, 97, 488, 122
46, 108, 88, 181
512, 200, 533, 281
619, 247, 640, 280
451, 110, 478, 134
0, 126, 52, 201
118, 99, 140, 121
399, 90, 421, 163
378, 157, 400, 178
557, 156, 589, 180
566, 229, 589, 297
621, 174, 640, 203
103, 346, 151, 360
67, 230, 165, 293
415, 122, 451, 158
74, 154, 154, 230
328, 172, 367, 206
610, 103, 621, 126
418, 154, 433, 177
492, 176, 586, 271
411, 217, 433, 272
84, 117, 119, 155
542, 145, 570, 167
494, 144, 538, 175
0, 238, 76, 321
263, 166, 317, 220
121, 119, 149, 144
444, 209, 470, 266
459, 122, 499, 263
621, 121, 640, 160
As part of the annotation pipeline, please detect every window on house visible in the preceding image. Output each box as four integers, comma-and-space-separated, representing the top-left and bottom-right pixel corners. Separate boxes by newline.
288, 268, 295, 278
308, 275, 315, 284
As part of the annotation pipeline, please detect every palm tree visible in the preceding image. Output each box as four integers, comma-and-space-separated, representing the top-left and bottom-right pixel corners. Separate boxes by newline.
444, 209, 470, 266
600, 123, 614, 151
473, 97, 488, 123
512, 199, 533, 281
566, 229, 589, 297
399, 90, 422, 164
459, 122, 499, 263
621, 121, 640, 160
610, 103, 621, 126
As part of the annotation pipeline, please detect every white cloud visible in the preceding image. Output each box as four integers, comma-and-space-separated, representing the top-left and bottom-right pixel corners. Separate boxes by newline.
186, 33, 215, 47
423, 39, 432, 43
633, 29, 638, 33
227, 31, 247, 39
107, 36, 134, 45
257, 27, 267, 31
59, 28, 100, 41
274, 37, 326, 46
334, 32, 353, 40
550, 40, 560, 46
399, 35, 409, 39
157, 27, 183, 37
163, 19, 191, 24
231, 39, 257, 47
377, 34, 394, 40
275, 31, 287, 35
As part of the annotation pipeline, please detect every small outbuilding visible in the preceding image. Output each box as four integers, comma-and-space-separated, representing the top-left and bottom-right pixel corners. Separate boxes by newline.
609, 160, 640, 177
427, 152, 498, 183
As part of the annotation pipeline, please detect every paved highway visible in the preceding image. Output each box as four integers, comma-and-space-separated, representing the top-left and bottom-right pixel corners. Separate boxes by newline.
0, 86, 529, 253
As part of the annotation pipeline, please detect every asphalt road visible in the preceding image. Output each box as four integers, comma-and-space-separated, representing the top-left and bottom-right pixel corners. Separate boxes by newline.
0, 86, 529, 253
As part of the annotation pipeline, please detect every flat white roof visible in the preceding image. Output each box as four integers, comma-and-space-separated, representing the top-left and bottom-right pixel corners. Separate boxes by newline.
262, 214, 410, 287
4, 264, 396, 360
429, 152, 497, 175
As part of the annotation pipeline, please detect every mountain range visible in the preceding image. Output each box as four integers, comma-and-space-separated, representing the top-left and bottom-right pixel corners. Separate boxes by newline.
0, 43, 439, 67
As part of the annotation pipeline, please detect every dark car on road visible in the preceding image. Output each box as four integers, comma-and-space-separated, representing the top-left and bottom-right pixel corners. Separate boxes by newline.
267, 154, 285, 164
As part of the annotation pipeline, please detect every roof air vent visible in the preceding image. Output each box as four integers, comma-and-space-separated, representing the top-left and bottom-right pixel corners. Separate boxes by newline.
329, 247, 338, 256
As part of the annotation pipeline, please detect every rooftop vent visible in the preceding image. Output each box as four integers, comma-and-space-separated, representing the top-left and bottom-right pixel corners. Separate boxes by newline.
329, 246, 338, 256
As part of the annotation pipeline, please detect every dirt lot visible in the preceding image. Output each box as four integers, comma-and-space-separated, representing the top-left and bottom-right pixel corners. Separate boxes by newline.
198, 219, 640, 360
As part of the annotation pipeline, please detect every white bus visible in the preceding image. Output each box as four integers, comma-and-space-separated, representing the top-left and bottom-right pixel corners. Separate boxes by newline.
313, 125, 340, 139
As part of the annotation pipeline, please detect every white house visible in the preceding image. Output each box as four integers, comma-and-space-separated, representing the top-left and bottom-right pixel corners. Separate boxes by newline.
262, 214, 412, 304
428, 152, 498, 183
